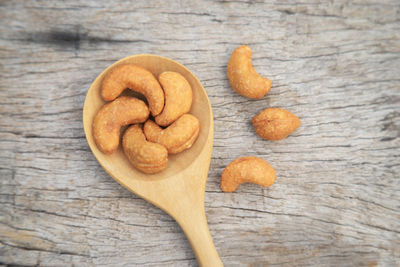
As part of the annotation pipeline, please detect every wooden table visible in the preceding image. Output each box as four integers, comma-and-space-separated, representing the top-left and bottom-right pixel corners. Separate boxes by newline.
1, 1, 399, 266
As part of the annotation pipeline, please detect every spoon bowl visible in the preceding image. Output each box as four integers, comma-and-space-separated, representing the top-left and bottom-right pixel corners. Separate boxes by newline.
83, 54, 222, 266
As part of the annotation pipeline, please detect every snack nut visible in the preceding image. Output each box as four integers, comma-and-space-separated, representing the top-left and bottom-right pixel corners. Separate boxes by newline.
92, 96, 149, 154
93, 63, 202, 174
252, 108, 301, 140
227, 45, 271, 99
122, 124, 168, 174
220, 156, 276, 192
144, 114, 200, 154
101, 64, 165, 116
155, 71, 193, 126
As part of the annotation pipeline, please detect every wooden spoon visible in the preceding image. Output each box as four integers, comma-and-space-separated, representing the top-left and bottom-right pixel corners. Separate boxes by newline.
83, 54, 223, 266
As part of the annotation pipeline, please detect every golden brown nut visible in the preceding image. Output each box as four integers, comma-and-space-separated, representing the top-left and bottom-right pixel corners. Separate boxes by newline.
144, 114, 200, 154
252, 108, 301, 140
227, 45, 271, 99
220, 156, 276, 192
155, 71, 193, 126
92, 96, 149, 154
122, 125, 168, 174
101, 64, 164, 116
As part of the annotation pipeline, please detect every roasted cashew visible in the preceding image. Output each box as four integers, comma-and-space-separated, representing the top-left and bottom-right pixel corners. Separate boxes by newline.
220, 156, 276, 192
252, 108, 301, 140
101, 64, 164, 116
155, 71, 193, 126
227, 45, 271, 99
144, 114, 200, 154
122, 124, 168, 174
92, 96, 149, 154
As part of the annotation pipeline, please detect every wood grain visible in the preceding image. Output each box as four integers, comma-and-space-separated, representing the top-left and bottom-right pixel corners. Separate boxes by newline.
1, 0, 399, 266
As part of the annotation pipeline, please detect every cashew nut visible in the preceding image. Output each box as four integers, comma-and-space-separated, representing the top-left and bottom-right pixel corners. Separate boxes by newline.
227, 45, 271, 99
92, 96, 149, 154
122, 124, 168, 174
155, 71, 193, 126
220, 156, 276, 192
101, 64, 164, 116
144, 114, 200, 154
252, 108, 301, 140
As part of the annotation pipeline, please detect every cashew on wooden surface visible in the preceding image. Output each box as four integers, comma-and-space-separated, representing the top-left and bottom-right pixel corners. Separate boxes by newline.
122, 124, 168, 174
220, 156, 276, 192
155, 71, 193, 126
101, 64, 165, 116
144, 114, 200, 154
227, 45, 271, 99
92, 96, 149, 154
252, 108, 301, 141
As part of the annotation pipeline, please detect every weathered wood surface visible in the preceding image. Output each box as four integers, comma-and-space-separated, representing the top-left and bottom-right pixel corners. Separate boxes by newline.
0, 0, 399, 266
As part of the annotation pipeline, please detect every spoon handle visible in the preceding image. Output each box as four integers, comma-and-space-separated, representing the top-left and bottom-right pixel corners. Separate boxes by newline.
176, 205, 223, 267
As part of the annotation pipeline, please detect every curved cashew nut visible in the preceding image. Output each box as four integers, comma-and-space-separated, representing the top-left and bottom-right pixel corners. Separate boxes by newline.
220, 156, 276, 192
122, 125, 168, 174
144, 114, 200, 154
227, 45, 271, 99
252, 108, 301, 140
101, 64, 165, 116
93, 96, 149, 154
155, 71, 193, 126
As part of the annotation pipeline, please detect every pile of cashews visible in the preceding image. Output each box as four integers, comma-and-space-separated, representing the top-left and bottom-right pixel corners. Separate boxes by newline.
93, 64, 199, 174
222, 45, 301, 192
92, 47, 301, 189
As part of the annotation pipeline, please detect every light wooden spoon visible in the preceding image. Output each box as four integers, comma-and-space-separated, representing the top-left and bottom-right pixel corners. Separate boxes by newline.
83, 54, 223, 266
